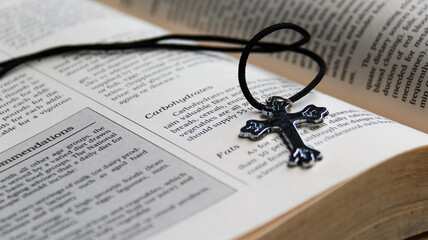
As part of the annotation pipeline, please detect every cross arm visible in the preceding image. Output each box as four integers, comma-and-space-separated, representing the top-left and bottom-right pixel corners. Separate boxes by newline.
288, 104, 328, 124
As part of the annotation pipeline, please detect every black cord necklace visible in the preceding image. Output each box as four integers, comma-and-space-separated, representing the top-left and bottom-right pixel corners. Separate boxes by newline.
0, 23, 328, 168
238, 23, 328, 168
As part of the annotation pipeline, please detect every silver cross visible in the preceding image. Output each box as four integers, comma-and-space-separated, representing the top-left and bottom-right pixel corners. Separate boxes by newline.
240, 96, 328, 168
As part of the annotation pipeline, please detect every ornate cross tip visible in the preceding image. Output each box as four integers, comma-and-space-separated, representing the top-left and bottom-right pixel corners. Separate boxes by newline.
240, 96, 328, 168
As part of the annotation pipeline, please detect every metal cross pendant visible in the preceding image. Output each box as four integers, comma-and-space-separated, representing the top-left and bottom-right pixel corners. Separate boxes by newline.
240, 96, 328, 168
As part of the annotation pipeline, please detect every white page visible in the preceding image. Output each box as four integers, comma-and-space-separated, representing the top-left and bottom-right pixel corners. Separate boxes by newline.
101, 0, 428, 133
0, 1, 427, 239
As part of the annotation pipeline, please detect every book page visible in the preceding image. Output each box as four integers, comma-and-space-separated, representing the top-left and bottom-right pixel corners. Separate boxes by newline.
99, 0, 428, 133
0, 1, 427, 239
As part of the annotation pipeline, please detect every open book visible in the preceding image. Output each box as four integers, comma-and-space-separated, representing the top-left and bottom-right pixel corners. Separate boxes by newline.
0, 0, 426, 239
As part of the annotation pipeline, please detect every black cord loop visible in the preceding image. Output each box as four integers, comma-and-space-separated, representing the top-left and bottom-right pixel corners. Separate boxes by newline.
238, 23, 326, 111
0, 32, 307, 79
0, 23, 325, 111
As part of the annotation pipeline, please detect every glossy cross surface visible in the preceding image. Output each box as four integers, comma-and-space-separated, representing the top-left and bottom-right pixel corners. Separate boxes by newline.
240, 96, 328, 168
